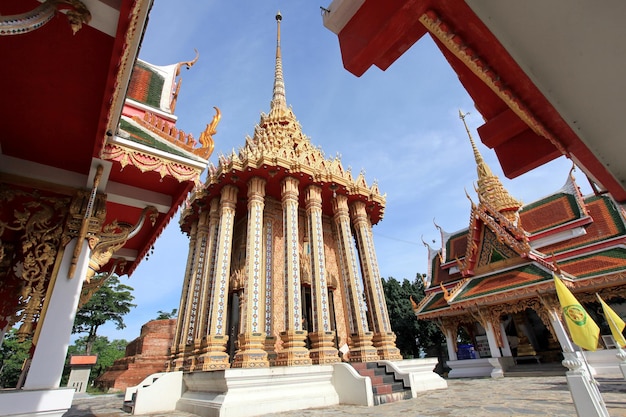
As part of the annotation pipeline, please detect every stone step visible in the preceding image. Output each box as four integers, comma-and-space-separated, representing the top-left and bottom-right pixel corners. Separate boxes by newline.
350, 362, 412, 406
122, 400, 134, 413
122, 373, 164, 413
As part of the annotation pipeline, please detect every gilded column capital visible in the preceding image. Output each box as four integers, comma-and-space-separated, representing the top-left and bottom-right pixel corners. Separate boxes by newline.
304, 184, 322, 207
248, 176, 267, 199
331, 194, 349, 218
281, 176, 299, 201
349, 200, 368, 226
209, 197, 220, 219
220, 185, 239, 208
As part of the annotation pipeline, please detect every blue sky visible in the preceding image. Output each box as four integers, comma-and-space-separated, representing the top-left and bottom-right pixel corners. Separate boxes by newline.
97, 1, 592, 342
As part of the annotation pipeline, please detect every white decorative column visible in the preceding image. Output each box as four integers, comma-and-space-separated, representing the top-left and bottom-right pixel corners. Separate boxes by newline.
198, 185, 238, 370
544, 302, 575, 353
233, 177, 269, 368
350, 200, 401, 360
500, 322, 513, 357
305, 185, 339, 364
170, 221, 198, 370
435, 319, 458, 361
24, 238, 90, 389
276, 176, 311, 366
484, 321, 506, 379
188, 211, 211, 370
484, 321, 502, 358
199, 199, 221, 342
444, 328, 458, 361
331, 195, 378, 363
263, 218, 277, 364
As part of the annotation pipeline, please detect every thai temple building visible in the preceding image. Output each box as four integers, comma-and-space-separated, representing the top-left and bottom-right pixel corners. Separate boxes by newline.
169, 11, 401, 372
122, 14, 448, 417
0, 2, 217, 416
414, 112, 626, 378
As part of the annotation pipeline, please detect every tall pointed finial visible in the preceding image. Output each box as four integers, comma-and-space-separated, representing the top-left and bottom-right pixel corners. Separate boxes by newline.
459, 110, 493, 180
459, 110, 521, 222
271, 11, 287, 110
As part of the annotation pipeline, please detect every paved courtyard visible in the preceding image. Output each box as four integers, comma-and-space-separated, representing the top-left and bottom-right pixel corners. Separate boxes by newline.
64, 376, 626, 417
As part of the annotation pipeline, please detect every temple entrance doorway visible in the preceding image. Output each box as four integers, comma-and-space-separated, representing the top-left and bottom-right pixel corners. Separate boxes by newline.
227, 292, 241, 362
503, 310, 562, 364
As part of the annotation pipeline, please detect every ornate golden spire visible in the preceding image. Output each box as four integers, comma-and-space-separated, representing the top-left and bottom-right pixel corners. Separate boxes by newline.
254, 11, 303, 149
193, 12, 386, 225
271, 11, 286, 111
459, 110, 521, 222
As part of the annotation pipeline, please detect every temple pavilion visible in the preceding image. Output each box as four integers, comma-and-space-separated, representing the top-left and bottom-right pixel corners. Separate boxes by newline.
0, 1, 217, 416
414, 112, 626, 377
169, 12, 401, 372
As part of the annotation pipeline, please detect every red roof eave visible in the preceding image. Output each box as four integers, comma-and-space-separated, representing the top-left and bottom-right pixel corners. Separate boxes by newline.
125, 180, 195, 276
94, 0, 152, 160
332, 0, 626, 203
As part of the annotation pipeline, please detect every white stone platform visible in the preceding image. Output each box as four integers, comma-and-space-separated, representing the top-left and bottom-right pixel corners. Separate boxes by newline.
127, 358, 447, 416
0, 387, 75, 417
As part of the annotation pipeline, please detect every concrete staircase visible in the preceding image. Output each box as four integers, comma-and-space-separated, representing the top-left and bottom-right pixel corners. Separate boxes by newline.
122, 372, 165, 413
351, 362, 412, 405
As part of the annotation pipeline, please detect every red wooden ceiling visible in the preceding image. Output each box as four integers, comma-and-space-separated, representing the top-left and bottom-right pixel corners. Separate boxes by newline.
0, 0, 196, 276
329, 0, 626, 203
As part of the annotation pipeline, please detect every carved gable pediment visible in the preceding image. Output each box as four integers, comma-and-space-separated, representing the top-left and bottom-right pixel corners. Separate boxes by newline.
477, 227, 519, 267
459, 202, 530, 276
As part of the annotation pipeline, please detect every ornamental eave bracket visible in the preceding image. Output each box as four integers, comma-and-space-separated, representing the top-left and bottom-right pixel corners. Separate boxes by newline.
86, 205, 158, 282
0, 0, 91, 36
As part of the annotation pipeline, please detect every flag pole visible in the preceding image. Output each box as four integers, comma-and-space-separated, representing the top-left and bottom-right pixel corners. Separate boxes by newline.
596, 293, 626, 379
552, 272, 609, 416
595, 293, 626, 348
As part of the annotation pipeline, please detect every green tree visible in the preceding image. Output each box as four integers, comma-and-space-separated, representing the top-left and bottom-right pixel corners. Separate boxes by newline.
0, 329, 32, 388
382, 275, 445, 360
72, 274, 135, 354
61, 335, 127, 387
155, 308, 178, 320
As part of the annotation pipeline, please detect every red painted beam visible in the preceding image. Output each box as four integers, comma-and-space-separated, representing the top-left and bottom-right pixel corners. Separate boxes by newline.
478, 108, 528, 149
493, 129, 561, 179
373, 15, 428, 72
338, 0, 428, 76
334, 0, 626, 202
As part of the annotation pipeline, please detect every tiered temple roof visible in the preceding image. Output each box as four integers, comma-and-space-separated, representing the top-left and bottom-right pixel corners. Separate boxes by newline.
181, 13, 384, 230
416, 118, 626, 321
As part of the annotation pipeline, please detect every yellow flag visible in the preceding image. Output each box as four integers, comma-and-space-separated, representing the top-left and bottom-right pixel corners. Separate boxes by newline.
597, 294, 626, 348
553, 274, 599, 351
